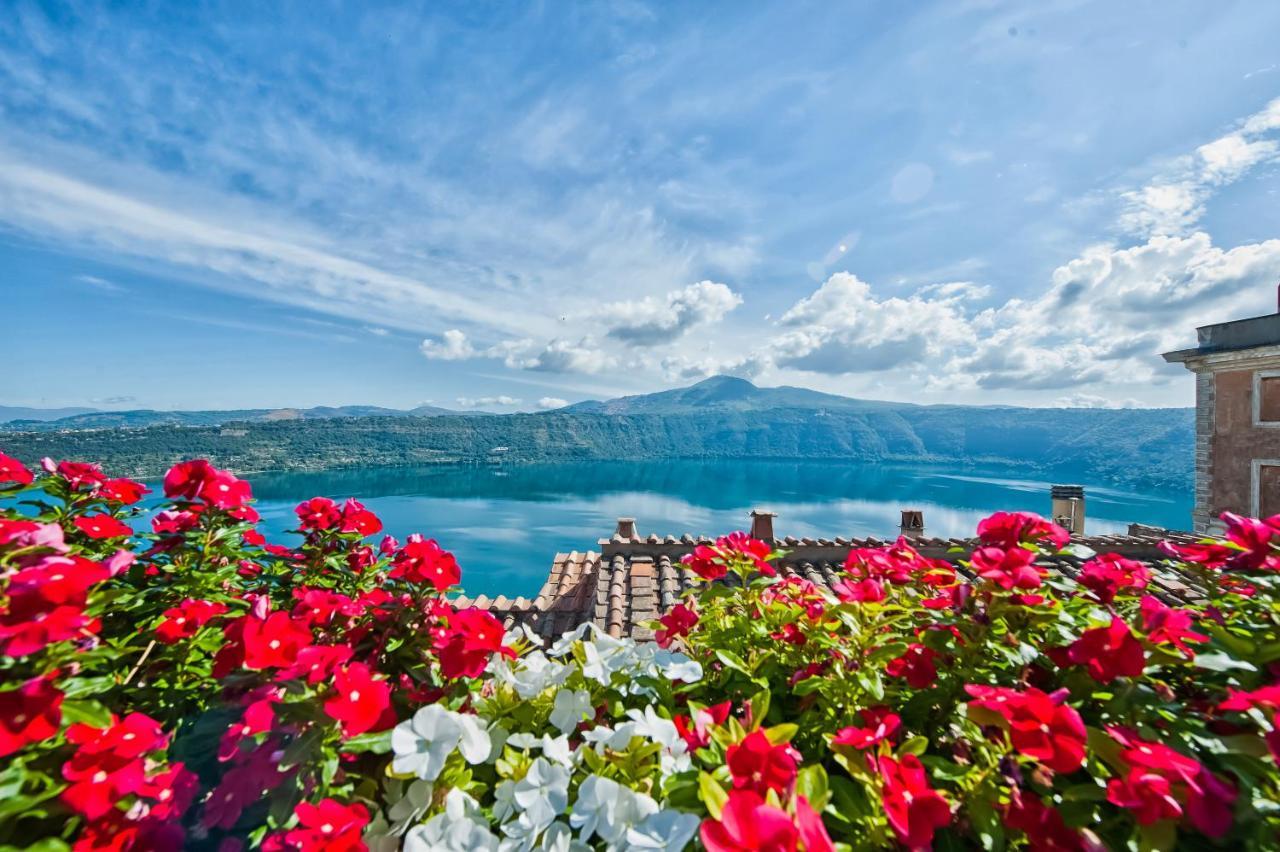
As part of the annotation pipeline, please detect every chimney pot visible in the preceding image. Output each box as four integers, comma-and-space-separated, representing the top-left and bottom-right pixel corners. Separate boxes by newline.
749, 509, 777, 541
1050, 485, 1086, 536
614, 517, 637, 539
899, 509, 925, 540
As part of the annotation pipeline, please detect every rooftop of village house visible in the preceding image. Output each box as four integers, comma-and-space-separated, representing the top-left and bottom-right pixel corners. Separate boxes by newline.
453, 485, 1206, 640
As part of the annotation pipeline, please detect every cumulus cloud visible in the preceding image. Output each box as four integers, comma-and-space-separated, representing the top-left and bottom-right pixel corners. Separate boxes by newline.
602, 281, 742, 346
660, 352, 769, 382
1055, 393, 1144, 409
490, 337, 616, 374
420, 329, 476, 360
537, 397, 569, 409
456, 395, 520, 408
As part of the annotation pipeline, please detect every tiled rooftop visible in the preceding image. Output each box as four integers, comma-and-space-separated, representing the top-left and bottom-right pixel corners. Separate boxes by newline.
452, 512, 1207, 640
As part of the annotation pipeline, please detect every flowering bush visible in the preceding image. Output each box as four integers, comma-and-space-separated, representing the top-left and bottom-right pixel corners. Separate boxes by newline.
1, 450, 1279, 850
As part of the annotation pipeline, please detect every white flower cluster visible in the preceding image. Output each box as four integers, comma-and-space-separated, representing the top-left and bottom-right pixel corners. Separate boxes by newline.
375, 624, 704, 851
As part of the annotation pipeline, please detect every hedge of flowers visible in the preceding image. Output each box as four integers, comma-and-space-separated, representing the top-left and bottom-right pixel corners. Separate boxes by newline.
1, 450, 1279, 851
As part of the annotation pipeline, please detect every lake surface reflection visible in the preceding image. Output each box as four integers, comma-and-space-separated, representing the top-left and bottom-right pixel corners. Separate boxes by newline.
240, 461, 1191, 598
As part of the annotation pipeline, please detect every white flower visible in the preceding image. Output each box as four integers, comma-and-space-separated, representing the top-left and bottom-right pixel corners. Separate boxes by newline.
391, 705, 492, 781
512, 651, 572, 699
650, 648, 702, 683
549, 688, 593, 734
494, 778, 519, 823
582, 722, 639, 754
540, 734, 575, 768
547, 622, 593, 657
581, 632, 638, 685
624, 809, 701, 851
569, 775, 659, 846
625, 706, 680, 750
511, 757, 571, 835
506, 622, 545, 648
405, 789, 500, 852
538, 821, 590, 852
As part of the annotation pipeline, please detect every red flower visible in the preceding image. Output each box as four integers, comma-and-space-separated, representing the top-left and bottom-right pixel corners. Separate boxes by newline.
1139, 595, 1207, 658
966, 685, 1086, 773
0, 598, 98, 656
198, 468, 253, 510
62, 713, 168, 820
291, 589, 361, 626
163, 459, 214, 499
1003, 795, 1084, 851
877, 754, 951, 848
700, 789, 798, 852
156, 599, 229, 644
971, 546, 1045, 590
1067, 618, 1145, 683
0, 452, 34, 486
832, 707, 901, 750
682, 532, 774, 580
656, 603, 698, 647
1106, 770, 1183, 825
675, 701, 731, 751
795, 795, 835, 852
832, 576, 886, 603
769, 622, 807, 646
73, 513, 133, 540
726, 729, 800, 795
8, 554, 108, 606
56, 461, 107, 491
295, 497, 341, 531
0, 517, 66, 551
977, 511, 1070, 550
682, 544, 728, 581
1079, 553, 1150, 604
242, 612, 313, 670
346, 545, 376, 572
340, 498, 382, 537
99, 478, 150, 505
885, 643, 939, 689
0, 673, 63, 757
242, 529, 266, 546
280, 798, 370, 852
277, 644, 354, 684
389, 537, 461, 591
433, 607, 514, 679
1221, 512, 1280, 571
323, 663, 393, 738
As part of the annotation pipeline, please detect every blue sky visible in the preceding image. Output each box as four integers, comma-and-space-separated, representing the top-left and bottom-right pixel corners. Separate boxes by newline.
3, 1, 1280, 412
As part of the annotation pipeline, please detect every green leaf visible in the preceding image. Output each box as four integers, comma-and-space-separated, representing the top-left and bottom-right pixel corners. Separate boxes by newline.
715, 649, 751, 675
898, 735, 929, 756
342, 730, 392, 754
764, 723, 798, 745
795, 764, 829, 810
1194, 652, 1256, 673
1137, 818, 1177, 852
60, 699, 114, 728
698, 771, 729, 820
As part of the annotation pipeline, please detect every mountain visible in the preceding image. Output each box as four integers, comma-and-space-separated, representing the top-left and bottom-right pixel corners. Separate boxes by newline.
0, 377, 1194, 491
0, 405, 98, 422
1, 404, 458, 431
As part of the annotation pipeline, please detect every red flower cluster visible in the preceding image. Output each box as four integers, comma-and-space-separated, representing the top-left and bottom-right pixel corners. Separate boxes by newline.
682, 531, 773, 581
389, 536, 460, 591
885, 643, 939, 689
72, 513, 133, 540
977, 511, 1070, 551
1079, 553, 1150, 604
0, 672, 63, 757
656, 602, 699, 647
832, 707, 901, 751
155, 599, 229, 644
295, 497, 383, 537
966, 685, 1086, 773
163, 459, 255, 517
433, 607, 514, 679
323, 662, 393, 737
1105, 728, 1235, 837
0, 553, 106, 656
970, 545, 1045, 591
877, 754, 950, 848
1066, 617, 1145, 683
0, 452, 33, 486
268, 798, 370, 851
726, 729, 800, 794
675, 701, 731, 751
700, 789, 832, 852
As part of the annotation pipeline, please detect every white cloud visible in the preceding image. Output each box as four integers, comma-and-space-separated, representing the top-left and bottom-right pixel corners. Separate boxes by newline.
74, 274, 124, 293
364, 325, 390, 336
537, 397, 569, 409
602, 281, 743, 346
456, 395, 520, 408
490, 337, 616, 374
420, 329, 477, 361
1055, 393, 1144, 409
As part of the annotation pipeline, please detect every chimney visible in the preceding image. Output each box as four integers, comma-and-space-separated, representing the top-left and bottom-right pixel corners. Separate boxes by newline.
614, 517, 637, 540
749, 509, 776, 542
899, 509, 925, 540
1050, 485, 1086, 536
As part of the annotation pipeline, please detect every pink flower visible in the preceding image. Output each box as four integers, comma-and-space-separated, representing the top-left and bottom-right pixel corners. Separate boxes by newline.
55, 461, 107, 491
155, 599, 228, 644
98, 478, 149, 505
295, 497, 341, 531
433, 607, 514, 679
1139, 596, 1207, 658
1066, 618, 1145, 683
966, 685, 1086, 773
971, 546, 1045, 590
675, 701, 731, 751
278, 798, 370, 852
339, 498, 382, 536
242, 612, 313, 670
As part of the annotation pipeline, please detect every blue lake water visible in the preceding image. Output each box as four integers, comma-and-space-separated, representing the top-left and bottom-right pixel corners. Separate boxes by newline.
224, 461, 1191, 599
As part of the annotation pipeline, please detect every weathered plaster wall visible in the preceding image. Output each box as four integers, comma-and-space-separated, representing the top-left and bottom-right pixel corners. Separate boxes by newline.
1211, 369, 1280, 518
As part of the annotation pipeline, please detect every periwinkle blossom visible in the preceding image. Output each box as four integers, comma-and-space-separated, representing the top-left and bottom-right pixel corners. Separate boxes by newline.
503, 756, 571, 845
549, 688, 593, 734
391, 705, 491, 781
625, 706, 691, 777
625, 809, 702, 850
386, 779, 433, 834
405, 788, 500, 852
504, 651, 571, 699
569, 774, 659, 847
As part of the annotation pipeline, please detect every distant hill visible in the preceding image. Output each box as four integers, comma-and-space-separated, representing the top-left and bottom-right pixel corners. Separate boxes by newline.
0, 376, 1194, 491
1, 403, 458, 431
0, 405, 98, 422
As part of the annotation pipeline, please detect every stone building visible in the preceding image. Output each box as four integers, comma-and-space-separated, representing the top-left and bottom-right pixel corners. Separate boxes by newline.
1165, 302, 1280, 532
